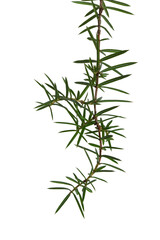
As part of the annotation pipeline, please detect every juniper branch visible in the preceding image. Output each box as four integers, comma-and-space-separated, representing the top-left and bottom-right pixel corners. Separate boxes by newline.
35, 0, 136, 217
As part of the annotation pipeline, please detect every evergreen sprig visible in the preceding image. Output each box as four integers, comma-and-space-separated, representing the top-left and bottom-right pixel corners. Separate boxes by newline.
35, 0, 136, 218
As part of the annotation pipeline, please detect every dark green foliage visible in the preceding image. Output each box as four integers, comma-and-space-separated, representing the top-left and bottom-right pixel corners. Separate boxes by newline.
35, 0, 136, 217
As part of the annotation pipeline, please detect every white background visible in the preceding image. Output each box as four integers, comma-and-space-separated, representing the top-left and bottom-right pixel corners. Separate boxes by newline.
0, 0, 160, 239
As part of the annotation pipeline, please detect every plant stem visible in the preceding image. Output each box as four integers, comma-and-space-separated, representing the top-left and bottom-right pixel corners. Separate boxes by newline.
70, 0, 103, 194
92, 0, 103, 172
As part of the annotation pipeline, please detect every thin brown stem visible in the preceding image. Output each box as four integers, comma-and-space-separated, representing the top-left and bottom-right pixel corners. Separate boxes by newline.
70, 0, 103, 193
93, 0, 103, 169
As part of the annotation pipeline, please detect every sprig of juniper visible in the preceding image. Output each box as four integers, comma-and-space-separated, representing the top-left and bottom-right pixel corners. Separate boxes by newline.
35, 0, 136, 218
